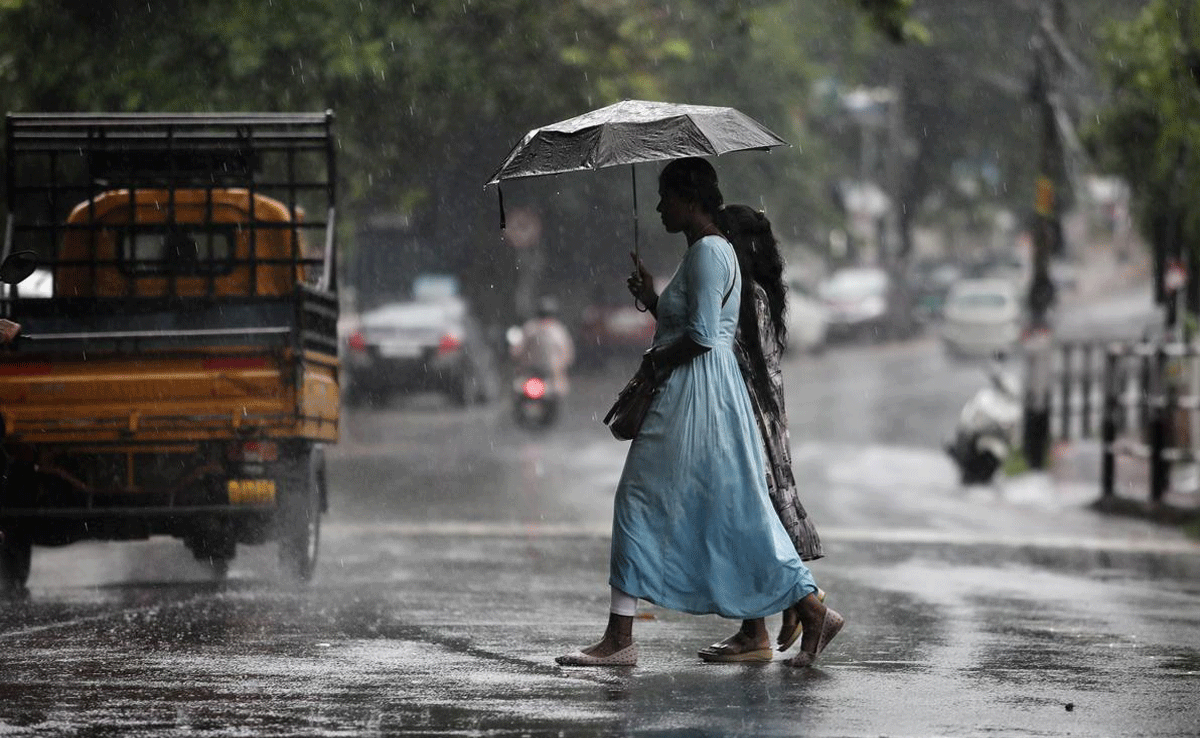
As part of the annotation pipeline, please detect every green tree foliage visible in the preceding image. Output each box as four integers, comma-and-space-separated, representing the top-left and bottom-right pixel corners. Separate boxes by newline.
877, 0, 1042, 258
832, 0, 1142, 265
1088, 0, 1200, 266
1, 0, 1144, 322
858, 0, 927, 44
0, 1, 698, 302
0, 0, 881, 311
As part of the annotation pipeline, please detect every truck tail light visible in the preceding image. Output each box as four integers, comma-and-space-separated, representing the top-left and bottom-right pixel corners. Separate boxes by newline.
348, 331, 367, 352
226, 440, 279, 463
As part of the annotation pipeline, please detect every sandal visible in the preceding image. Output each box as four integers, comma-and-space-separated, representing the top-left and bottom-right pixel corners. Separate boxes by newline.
698, 643, 773, 663
777, 588, 826, 652
783, 606, 844, 668
555, 643, 638, 667
697, 629, 773, 662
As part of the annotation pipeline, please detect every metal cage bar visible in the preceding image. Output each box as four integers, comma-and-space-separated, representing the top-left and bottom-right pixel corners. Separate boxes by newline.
4, 111, 337, 304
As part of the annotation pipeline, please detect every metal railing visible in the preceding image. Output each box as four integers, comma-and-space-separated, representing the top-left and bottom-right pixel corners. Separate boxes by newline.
1038, 337, 1200, 502
1089, 340, 1200, 501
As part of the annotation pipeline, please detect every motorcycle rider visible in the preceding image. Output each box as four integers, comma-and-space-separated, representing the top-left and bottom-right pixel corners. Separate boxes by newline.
510, 296, 575, 394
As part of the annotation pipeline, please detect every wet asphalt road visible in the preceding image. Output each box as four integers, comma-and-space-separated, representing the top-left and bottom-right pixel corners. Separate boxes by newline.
2, 303, 1199, 737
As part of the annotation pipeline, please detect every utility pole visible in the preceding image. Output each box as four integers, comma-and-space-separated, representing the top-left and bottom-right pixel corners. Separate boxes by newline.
1022, 0, 1066, 470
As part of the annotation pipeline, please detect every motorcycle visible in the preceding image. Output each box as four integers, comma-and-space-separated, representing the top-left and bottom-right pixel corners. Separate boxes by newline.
511, 367, 562, 429
505, 325, 565, 429
945, 362, 1023, 485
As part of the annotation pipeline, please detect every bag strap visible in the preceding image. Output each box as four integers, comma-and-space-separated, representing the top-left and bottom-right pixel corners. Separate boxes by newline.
715, 261, 734, 307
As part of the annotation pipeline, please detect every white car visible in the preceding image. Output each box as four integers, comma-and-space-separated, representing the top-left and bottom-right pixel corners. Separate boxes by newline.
785, 278, 829, 353
940, 278, 1023, 359
818, 267, 891, 341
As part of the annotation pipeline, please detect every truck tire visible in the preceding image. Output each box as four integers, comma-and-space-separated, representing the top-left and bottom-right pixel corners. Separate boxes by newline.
277, 445, 322, 583
0, 532, 32, 599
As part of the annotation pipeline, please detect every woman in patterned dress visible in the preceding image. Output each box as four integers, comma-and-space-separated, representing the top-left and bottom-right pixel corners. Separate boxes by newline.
696, 204, 827, 663
555, 159, 843, 668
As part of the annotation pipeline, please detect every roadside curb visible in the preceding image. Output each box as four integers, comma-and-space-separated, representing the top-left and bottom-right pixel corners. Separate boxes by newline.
1089, 494, 1200, 527
1047, 440, 1200, 533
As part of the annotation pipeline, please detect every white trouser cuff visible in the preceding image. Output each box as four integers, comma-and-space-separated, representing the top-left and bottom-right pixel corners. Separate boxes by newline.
610, 586, 638, 616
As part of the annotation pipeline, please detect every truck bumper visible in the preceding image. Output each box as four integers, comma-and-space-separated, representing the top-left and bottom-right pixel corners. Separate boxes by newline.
0, 504, 276, 547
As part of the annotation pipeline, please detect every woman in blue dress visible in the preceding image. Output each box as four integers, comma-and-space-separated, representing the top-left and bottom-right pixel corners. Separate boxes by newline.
556, 158, 843, 668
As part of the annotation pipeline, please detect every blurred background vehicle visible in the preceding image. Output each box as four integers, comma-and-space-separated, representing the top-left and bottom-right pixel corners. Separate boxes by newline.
966, 252, 1030, 294
908, 259, 963, 324
343, 273, 500, 407
784, 274, 829, 354
578, 287, 662, 368
945, 359, 1023, 485
1049, 258, 1081, 294
817, 266, 917, 342
507, 322, 564, 430
506, 296, 574, 429
939, 278, 1023, 359
819, 267, 890, 342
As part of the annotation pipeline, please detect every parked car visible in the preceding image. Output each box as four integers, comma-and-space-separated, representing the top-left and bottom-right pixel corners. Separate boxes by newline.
940, 278, 1023, 359
343, 273, 500, 406
818, 267, 893, 342
784, 276, 829, 353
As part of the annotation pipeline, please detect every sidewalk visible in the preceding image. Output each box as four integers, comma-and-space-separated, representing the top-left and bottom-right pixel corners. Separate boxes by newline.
1044, 438, 1200, 527
1059, 234, 1151, 307
1039, 236, 1200, 525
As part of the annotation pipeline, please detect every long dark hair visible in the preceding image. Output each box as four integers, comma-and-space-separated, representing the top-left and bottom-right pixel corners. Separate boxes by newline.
716, 204, 788, 350
715, 205, 788, 412
659, 157, 724, 215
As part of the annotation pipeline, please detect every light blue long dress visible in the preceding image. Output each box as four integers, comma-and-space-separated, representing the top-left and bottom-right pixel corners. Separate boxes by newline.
609, 235, 818, 619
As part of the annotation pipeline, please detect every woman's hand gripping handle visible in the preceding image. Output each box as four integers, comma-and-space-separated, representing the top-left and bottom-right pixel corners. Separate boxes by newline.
627, 252, 658, 315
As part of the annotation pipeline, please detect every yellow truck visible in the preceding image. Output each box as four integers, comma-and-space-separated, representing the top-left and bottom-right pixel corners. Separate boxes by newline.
0, 113, 340, 595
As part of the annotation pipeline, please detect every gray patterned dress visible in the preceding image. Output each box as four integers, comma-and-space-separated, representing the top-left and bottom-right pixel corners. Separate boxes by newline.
734, 284, 824, 561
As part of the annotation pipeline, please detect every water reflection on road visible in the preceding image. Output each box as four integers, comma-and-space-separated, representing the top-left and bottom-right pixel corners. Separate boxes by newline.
2, 330, 1198, 737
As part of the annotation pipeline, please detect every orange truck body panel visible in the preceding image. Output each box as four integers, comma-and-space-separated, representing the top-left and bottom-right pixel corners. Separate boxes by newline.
1, 190, 338, 447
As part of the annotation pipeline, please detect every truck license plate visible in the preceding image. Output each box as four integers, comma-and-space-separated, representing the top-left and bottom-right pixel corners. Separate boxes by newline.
227, 479, 276, 505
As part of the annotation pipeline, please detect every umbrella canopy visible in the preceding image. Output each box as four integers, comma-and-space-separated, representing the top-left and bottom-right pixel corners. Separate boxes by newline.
486, 100, 787, 185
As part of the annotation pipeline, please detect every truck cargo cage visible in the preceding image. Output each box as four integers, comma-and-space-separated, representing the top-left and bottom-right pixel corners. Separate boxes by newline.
1, 111, 338, 356
3, 111, 337, 298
